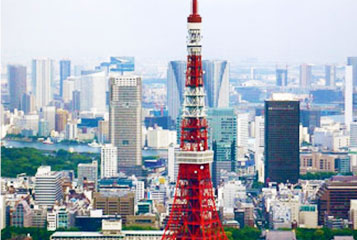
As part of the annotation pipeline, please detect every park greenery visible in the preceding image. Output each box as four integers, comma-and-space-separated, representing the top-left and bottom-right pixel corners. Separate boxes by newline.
300, 171, 353, 180
3, 226, 357, 240
1, 147, 98, 178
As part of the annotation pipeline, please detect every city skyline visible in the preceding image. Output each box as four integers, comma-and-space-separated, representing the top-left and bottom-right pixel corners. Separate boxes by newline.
2, 0, 357, 66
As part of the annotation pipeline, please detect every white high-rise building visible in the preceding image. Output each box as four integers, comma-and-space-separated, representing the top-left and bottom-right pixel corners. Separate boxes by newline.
167, 144, 178, 182
237, 113, 249, 149
147, 127, 177, 149
255, 116, 264, 150
35, 166, 63, 206
135, 180, 145, 202
42, 106, 56, 132
255, 116, 265, 183
65, 121, 77, 140
32, 58, 55, 109
101, 144, 118, 179
345, 65, 354, 128
80, 71, 106, 113
62, 77, 76, 103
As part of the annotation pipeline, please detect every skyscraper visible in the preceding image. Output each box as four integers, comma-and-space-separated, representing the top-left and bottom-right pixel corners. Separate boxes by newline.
167, 61, 186, 123
79, 71, 106, 113
347, 57, 357, 86
345, 66, 354, 127
167, 60, 230, 123
55, 109, 69, 133
41, 106, 56, 132
21, 93, 36, 114
300, 64, 312, 88
265, 99, 300, 184
325, 64, 336, 87
109, 74, 142, 175
101, 144, 118, 179
202, 60, 230, 108
207, 108, 237, 187
276, 67, 288, 87
8, 65, 27, 111
59, 60, 71, 97
32, 58, 55, 109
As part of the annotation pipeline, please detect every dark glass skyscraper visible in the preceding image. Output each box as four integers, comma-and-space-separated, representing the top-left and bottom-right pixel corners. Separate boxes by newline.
60, 60, 71, 97
265, 100, 300, 184
8, 65, 27, 111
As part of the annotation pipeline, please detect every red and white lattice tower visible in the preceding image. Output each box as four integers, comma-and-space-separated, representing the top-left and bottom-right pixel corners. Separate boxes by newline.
162, 1, 228, 239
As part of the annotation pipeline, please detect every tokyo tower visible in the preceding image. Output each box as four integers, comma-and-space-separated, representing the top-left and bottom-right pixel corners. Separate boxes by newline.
162, 0, 228, 239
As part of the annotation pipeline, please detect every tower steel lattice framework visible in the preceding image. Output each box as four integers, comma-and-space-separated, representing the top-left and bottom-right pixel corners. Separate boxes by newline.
162, 0, 228, 239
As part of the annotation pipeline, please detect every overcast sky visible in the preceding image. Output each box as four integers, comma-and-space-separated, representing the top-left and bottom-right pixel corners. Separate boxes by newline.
2, 0, 357, 66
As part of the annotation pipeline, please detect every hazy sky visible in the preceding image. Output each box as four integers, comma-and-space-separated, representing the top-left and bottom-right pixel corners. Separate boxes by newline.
2, 0, 357, 66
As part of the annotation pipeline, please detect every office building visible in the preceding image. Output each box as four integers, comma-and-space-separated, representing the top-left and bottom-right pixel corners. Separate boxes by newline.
255, 116, 265, 182
167, 61, 186, 124
300, 64, 312, 88
351, 122, 357, 148
101, 145, 118, 179
11, 201, 32, 227
167, 144, 178, 182
41, 106, 56, 132
62, 77, 76, 103
93, 192, 135, 224
347, 57, 357, 86
38, 119, 50, 137
345, 65, 354, 127
97, 56, 135, 74
79, 71, 106, 113
60, 60, 71, 97
65, 121, 77, 140
55, 109, 69, 133
72, 90, 81, 113
21, 93, 36, 114
317, 176, 357, 225
276, 67, 288, 87
202, 60, 230, 108
350, 200, 357, 230
32, 58, 55, 108
207, 108, 237, 187
300, 109, 321, 134
299, 205, 318, 228
35, 166, 63, 206
265, 99, 300, 183
147, 127, 176, 149
8, 65, 27, 111
98, 120, 109, 144
77, 161, 98, 189
167, 60, 229, 123
109, 74, 142, 175
325, 64, 336, 87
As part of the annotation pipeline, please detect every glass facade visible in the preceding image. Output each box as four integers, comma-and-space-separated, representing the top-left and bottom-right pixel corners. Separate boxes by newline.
265, 100, 300, 184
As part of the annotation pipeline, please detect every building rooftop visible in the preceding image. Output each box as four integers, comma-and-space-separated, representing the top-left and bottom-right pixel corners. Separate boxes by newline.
265, 231, 296, 240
